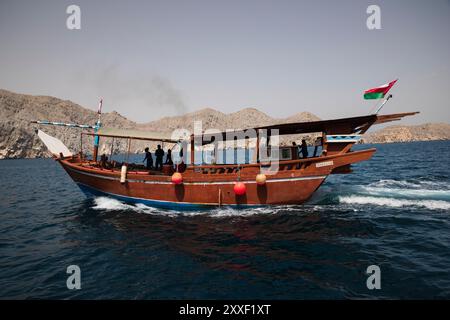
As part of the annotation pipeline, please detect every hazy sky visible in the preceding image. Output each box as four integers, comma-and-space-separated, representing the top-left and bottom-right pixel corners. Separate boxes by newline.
0, 0, 449, 125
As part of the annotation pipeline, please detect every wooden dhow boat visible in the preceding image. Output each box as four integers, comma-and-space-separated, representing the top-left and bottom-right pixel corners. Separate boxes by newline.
33, 108, 418, 209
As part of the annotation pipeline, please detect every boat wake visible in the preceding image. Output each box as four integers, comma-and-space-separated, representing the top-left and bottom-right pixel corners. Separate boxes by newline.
361, 179, 450, 200
91, 196, 294, 217
92, 196, 138, 211
339, 195, 450, 210
90, 178, 450, 215
91, 196, 163, 214
338, 179, 450, 211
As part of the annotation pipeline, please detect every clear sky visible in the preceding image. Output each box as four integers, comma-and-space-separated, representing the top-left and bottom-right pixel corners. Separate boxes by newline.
0, 0, 449, 124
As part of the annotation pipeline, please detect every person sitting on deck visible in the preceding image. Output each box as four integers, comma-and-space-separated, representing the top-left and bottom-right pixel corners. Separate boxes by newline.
179, 147, 183, 159
165, 149, 173, 166
99, 153, 108, 168
300, 139, 309, 158
155, 145, 165, 170
143, 147, 153, 170
175, 146, 186, 172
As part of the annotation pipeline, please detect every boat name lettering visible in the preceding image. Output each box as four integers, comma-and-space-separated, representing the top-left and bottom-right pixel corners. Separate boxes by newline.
316, 161, 334, 168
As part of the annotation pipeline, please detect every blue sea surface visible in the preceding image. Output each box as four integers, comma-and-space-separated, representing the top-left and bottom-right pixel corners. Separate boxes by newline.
0, 141, 449, 299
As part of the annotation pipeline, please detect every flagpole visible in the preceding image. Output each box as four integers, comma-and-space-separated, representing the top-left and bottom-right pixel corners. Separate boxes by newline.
374, 94, 393, 115
369, 99, 381, 115
97, 98, 103, 125
365, 79, 398, 115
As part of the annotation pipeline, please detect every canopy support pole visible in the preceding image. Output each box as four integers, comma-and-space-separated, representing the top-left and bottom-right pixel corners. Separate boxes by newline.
110, 137, 114, 161
126, 138, 131, 164
80, 133, 83, 159
190, 135, 195, 165
256, 130, 260, 164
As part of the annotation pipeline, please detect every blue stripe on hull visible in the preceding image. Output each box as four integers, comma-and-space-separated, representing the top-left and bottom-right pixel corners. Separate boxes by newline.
76, 183, 261, 211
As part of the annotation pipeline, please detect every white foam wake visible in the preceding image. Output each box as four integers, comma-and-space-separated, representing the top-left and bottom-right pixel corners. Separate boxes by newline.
361, 186, 450, 200
205, 206, 294, 218
91, 196, 288, 217
368, 179, 450, 191
92, 197, 134, 211
339, 195, 450, 210
90, 196, 304, 218
92, 197, 161, 215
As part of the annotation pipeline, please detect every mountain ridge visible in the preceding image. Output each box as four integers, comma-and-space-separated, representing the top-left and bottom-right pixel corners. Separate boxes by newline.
0, 89, 448, 159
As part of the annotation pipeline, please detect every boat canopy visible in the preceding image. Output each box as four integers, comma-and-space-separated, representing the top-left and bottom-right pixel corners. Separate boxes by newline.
254, 112, 419, 135
85, 112, 419, 143
92, 127, 181, 143
373, 112, 420, 125
201, 111, 419, 142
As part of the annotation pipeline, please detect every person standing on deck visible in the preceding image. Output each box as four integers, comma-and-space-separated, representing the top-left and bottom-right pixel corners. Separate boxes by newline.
300, 139, 309, 158
143, 147, 153, 170
292, 141, 300, 158
155, 145, 165, 170
313, 137, 322, 157
165, 149, 173, 166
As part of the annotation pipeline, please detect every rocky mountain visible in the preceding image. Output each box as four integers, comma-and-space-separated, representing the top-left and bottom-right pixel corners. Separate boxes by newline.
0, 89, 322, 159
363, 123, 450, 144
137, 107, 320, 132
0, 89, 448, 159
0, 89, 135, 159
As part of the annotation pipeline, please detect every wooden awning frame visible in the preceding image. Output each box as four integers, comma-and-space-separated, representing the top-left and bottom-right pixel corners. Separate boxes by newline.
83, 111, 419, 143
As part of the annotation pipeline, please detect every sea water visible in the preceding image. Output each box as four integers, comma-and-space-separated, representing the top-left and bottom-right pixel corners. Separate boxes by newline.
0, 140, 449, 299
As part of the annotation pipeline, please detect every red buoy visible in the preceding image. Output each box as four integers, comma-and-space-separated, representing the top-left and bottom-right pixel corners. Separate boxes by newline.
233, 182, 246, 195
171, 172, 183, 184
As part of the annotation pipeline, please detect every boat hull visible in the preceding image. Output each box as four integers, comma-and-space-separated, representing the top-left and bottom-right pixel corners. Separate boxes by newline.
63, 164, 327, 208
58, 148, 375, 209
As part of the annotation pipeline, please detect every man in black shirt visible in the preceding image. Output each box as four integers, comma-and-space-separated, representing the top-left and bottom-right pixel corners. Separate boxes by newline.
155, 145, 165, 170
300, 139, 309, 159
143, 147, 153, 170
165, 149, 173, 165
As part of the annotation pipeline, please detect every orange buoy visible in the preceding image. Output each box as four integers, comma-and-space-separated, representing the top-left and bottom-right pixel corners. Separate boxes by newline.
234, 182, 246, 195
256, 173, 266, 185
171, 172, 183, 184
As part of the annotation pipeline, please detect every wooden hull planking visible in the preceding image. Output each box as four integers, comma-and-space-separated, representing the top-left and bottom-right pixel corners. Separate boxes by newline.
58, 148, 376, 208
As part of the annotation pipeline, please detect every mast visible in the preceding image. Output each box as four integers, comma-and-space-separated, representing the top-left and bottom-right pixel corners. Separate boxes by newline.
93, 98, 103, 162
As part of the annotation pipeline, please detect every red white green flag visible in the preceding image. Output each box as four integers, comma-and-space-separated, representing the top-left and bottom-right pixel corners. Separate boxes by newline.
364, 79, 398, 99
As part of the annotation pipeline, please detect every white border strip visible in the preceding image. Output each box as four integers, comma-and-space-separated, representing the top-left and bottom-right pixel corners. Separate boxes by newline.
76, 182, 253, 207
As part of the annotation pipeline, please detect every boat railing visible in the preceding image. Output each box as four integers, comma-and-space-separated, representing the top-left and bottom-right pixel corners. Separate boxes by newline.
185, 154, 338, 174
67, 149, 368, 177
